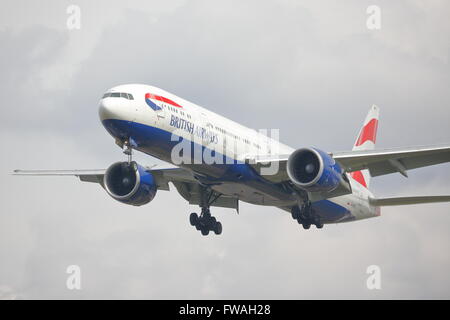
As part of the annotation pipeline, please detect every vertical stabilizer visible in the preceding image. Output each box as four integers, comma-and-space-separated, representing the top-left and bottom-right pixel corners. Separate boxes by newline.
350, 105, 380, 188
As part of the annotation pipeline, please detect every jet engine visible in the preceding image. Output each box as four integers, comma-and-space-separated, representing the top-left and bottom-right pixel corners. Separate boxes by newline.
104, 161, 157, 206
286, 147, 343, 193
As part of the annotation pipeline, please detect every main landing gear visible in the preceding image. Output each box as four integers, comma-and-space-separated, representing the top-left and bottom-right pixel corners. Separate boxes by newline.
190, 208, 222, 236
189, 188, 223, 236
291, 201, 324, 230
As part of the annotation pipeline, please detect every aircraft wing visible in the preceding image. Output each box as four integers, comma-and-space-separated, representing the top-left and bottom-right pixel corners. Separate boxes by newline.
13, 164, 194, 190
13, 164, 238, 210
332, 144, 450, 177
13, 169, 106, 184
248, 144, 450, 179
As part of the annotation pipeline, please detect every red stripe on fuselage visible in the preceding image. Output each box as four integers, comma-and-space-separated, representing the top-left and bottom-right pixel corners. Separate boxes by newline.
145, 93, 183, 108
355, 118, 378, 146
350, 171, 367, 188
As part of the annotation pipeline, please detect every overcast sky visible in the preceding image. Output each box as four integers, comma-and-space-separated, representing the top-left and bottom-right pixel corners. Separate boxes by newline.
1, 0, 450, 299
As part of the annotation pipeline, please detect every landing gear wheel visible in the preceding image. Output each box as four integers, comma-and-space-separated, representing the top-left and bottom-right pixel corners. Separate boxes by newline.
214, 222, 222, 235
302, 223, 311, 230
189, 213, 198, 226
189, 209, 222, 236
209, 216, 217, 229
312, 216, 323, 229
291, 207, 299, 220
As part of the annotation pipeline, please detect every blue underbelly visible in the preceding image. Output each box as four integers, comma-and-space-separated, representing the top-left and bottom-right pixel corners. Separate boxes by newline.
312, 200, 353, 223
102, 119, 295, 203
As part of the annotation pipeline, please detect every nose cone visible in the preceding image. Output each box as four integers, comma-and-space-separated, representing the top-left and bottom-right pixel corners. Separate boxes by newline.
99, 97, 135, 140
99, 98, 124, 122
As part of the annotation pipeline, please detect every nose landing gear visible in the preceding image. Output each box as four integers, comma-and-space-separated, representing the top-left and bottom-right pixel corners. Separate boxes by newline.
123, 138, 133, 164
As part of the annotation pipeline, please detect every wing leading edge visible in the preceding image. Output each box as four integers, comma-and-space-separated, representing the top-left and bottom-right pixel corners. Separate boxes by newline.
332, 144, 450, 177
13, 164, 191, 189
248, 144, 450, 179
13, 169, 106, 184
13, 165, 239, 210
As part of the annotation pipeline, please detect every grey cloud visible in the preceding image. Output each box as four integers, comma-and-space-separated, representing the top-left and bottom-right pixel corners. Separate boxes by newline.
1, 0, 450, 299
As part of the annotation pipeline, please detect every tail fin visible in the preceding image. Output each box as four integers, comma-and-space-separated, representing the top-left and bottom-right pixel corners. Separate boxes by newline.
349, 105, 380, 188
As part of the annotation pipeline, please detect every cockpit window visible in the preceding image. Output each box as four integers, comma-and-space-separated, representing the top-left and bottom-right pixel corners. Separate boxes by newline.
102, 92, 134, 100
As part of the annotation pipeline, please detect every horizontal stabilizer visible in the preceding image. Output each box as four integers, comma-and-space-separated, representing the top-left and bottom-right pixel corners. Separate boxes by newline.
369, 195, 450, 206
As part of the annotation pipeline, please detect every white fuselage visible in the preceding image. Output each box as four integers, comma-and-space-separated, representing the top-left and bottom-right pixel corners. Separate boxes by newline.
98, 84, 379, 223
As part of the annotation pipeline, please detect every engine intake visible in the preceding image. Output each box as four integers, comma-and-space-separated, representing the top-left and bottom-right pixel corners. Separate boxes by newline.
287, 147, 342, 192
104, 161, 157, 206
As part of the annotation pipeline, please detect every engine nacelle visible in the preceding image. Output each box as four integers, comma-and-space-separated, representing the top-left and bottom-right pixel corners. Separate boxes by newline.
104, 161, 157, 206
287, 147, 342, 193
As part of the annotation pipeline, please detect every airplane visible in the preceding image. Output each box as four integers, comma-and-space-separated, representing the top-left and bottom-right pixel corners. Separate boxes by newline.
14, 84, 450, 236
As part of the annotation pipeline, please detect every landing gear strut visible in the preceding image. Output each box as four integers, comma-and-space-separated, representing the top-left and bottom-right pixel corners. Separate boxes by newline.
189, 188, 223, 236
123, 139, 133, 164
291, 201, 323, 230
